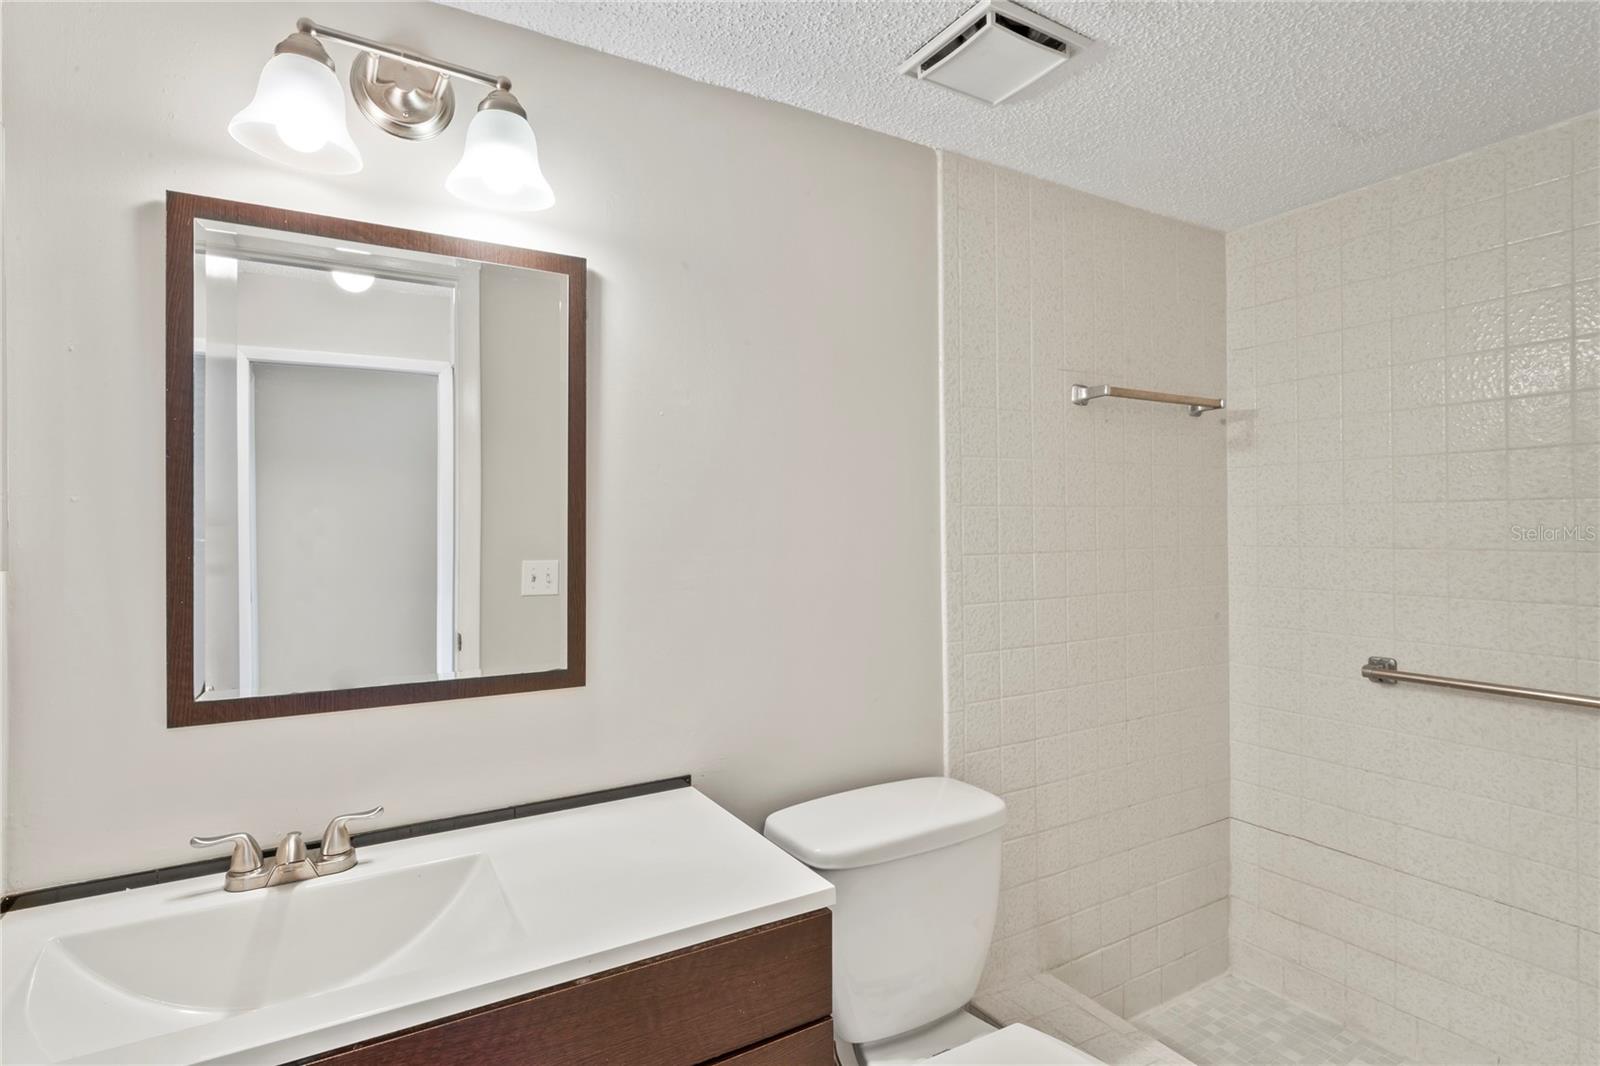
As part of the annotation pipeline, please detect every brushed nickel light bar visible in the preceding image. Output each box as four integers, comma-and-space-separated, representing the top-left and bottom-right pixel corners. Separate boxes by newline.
300, 18, 510, 92
1069, 384, 1225, 417
229, 18, 555, 209
295, 18, 515, 143
1362, 657, 1600, 710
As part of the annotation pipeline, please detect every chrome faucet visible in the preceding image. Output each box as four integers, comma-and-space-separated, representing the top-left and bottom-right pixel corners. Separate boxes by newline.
190, 806, 383, 892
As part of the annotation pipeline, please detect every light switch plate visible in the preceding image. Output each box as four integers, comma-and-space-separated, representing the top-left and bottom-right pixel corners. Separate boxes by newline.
521, 559, 559, 597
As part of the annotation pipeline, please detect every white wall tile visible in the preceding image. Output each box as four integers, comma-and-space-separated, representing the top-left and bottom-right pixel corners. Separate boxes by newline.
1226, 115, 1598, 1065
942, 152, 1228, 1016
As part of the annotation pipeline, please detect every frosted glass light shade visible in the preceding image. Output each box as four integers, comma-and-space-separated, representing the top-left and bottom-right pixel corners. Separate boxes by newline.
445, 108, 554, 211
229, 53, 362, 175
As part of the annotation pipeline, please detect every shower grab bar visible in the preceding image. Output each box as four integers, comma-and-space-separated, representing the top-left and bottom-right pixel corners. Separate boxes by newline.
1069, 384, 1225, 417
1362, 657, 1600, 710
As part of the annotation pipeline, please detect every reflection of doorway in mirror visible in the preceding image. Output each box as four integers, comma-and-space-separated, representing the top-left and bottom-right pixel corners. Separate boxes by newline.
197, 241, 485, 699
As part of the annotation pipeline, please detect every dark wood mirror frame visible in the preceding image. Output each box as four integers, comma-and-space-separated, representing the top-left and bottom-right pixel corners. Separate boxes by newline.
166, 192, 586, 727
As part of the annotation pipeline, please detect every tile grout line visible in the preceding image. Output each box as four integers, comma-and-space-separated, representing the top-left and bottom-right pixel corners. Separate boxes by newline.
1232, 814, 1597, 940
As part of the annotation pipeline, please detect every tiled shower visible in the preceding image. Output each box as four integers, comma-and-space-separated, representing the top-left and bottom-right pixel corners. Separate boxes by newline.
942, 114, 1598, 1065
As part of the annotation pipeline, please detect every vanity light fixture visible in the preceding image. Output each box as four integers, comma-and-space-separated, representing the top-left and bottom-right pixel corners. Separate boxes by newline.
230, 19, 555, 211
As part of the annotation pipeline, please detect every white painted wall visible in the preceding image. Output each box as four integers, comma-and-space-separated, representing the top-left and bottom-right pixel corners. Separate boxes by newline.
0, 2, 941, 893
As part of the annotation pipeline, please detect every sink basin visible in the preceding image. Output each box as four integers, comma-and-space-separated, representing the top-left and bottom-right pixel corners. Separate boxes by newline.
24, 855, 522, 1060
50, 854, 518, 1012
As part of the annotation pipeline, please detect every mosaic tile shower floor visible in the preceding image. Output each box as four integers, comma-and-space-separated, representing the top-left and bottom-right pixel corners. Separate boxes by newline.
1136, 975, 1408, 1066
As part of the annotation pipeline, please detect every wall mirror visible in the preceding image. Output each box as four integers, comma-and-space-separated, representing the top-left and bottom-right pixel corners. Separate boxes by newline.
167, 193, 585, 726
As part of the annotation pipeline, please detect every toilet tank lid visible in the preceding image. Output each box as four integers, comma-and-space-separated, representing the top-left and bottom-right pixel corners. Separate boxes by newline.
763, 777, 1007, 870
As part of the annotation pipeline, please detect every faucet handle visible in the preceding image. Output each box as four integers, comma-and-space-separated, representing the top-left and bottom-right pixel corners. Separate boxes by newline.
190, 831, 265, 875
319, 806, 384, 859
276, 831, 307, 866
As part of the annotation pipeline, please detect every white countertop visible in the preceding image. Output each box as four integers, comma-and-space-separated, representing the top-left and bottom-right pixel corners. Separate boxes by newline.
0, 786, 835, 1065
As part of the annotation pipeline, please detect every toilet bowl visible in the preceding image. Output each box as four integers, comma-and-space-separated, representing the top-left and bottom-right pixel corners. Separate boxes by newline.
764, 777, 1100, 1066
927, 1023, 1104, 1064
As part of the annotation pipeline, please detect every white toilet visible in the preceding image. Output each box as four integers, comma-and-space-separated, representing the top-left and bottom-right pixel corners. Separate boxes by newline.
764, 777, 1102, 1066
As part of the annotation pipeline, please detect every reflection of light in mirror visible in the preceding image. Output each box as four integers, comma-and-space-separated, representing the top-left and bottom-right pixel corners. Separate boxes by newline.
330, 269, 376, 294
204, 254, 238, 281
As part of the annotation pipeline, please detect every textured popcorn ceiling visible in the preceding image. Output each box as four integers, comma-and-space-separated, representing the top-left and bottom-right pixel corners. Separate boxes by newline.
449, 1, 1599, 230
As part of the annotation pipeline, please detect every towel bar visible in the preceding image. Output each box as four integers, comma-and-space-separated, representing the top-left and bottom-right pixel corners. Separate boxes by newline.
1069, 384, 1224, 417
1362, 657, 1600, 710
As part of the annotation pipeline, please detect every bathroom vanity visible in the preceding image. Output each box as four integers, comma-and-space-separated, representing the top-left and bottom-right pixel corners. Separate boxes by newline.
0, 786, 836, 1064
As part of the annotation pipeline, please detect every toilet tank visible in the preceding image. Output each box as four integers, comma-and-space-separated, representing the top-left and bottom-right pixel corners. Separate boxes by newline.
763, 778, 1007, 1044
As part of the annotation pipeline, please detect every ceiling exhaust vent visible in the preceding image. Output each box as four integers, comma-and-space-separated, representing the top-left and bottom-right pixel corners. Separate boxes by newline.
900, 0, 1092, 106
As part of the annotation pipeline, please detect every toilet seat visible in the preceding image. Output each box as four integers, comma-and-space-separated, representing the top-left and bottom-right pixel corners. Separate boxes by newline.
923, 1023, 1103, 1065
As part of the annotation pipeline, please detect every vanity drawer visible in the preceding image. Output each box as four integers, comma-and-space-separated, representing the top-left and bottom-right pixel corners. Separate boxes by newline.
710, 1019, 835, 1064
301, 908, 832, 1065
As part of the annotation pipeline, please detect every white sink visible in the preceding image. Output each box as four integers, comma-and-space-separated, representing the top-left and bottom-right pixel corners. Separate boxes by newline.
24, 856, 522, 1060
0, 787, 835, 1064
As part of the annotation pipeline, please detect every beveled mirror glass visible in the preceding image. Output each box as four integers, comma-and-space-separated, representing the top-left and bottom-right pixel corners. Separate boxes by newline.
167, 193, 585, 726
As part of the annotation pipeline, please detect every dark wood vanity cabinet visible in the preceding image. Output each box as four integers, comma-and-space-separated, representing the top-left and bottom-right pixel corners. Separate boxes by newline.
299, 909, 833, 1066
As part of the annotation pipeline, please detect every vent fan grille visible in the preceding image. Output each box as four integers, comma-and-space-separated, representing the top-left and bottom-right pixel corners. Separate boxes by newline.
901, 0, 1092, 106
